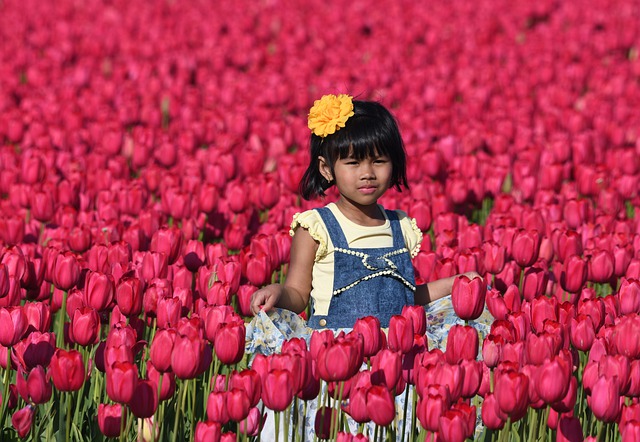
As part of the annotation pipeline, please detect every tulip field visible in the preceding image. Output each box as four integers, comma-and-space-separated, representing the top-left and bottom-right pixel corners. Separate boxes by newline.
1, 0, 640, 440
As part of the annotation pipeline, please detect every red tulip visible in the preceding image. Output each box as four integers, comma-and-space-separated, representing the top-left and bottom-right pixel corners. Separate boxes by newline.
352, 316, 383, 357
569, 314, 596, 352
388, 315, 414, 354
587, 249, 614, 284
511, 229, 541, 268
84, 270, 115, 312
16, 365, 52, 405
261, 369, 294, 412
480, 393, 506, 430
494, 370, 529, 420
98, 403, 124, 438
482, 240, 506, 274
0, 306, 28, 347
556, 230, 583, 263
207, 391, 230, 424
343, 386, 370, 423
226, 388, 251, 422
150, 226, 183, 265
12, 331, 55, 370
445, 325, 479, 364
366, 385, 395, 427
238, 407, 263, 437
52, 251, 81, 291
618, 278, 640, 315
128, 379, 158, 419
521, 265, 548, 301
438, 408, 471, 442
171, 333, 205, 380
156, 296, 182, 329
535, 355, 572, 404
49, 348, 86, 391
146, 361, 176, 402
194, 421, 222, 442
460, 359, 483, 398
587, 376, 622, 423
316, 334, 363, 382
68, 307, 100, 346
11, 405, 34, 438
106, 361, 139, 404
228, 369, 262, 408
370, 349, 401, 390
401, 305, 427, 336
213, 321, 245, 365
451, 275, 486, 320
115, 275, 144, 317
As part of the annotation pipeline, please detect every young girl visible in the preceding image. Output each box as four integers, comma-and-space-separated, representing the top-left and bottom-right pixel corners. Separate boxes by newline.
247, 94, 488, 352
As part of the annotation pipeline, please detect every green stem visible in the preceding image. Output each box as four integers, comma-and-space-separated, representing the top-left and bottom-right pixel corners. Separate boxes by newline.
171, 381, 186, 442
400, 385, 410, 442
57, 291, 69, 348
275, 411, 280, 442
66, 391, 73, 441
0, 349, 13, 434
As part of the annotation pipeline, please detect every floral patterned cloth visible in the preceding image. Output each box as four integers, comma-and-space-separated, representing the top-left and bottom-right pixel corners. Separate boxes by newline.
245, 295, 494, 441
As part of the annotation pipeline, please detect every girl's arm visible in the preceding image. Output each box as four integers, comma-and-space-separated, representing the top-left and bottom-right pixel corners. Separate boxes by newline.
250, 228, 317, 315
414, 271, 482, 306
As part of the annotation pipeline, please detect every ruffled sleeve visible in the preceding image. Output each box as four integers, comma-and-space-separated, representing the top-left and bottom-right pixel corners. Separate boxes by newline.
290, 209, 330, 261
396, 210, 423, 258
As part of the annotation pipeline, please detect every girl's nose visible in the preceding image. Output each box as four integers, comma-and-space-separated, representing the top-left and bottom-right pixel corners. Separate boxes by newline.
360, 162, 375, 179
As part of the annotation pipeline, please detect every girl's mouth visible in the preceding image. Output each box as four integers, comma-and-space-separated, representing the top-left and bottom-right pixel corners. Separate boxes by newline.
358, 186, 377, 194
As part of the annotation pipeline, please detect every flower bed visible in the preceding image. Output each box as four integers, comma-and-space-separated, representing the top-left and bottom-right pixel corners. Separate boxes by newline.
1, 0, 640, 440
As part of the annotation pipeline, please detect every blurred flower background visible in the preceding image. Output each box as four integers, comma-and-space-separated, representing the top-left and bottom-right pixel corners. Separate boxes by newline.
0, 0, 639, 440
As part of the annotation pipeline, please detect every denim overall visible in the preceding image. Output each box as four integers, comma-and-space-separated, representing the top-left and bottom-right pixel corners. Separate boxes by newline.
307, 207, 416, 329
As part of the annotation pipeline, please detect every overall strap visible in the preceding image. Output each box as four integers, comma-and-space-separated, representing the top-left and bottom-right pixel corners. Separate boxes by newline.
315, 207, 349, 249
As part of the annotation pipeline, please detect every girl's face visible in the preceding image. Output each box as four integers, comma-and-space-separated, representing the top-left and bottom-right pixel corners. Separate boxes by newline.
319, 151, 393, 208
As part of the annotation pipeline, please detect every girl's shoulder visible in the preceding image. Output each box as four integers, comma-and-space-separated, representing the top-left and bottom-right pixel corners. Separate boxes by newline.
289, 208, 330, 259
392, 209, 423, 258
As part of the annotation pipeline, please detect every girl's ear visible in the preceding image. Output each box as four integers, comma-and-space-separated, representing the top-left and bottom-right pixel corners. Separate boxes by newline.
318, 156, 333, 182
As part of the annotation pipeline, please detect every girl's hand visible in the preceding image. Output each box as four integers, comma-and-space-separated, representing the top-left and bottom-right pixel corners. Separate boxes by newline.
250, 284, 283, 316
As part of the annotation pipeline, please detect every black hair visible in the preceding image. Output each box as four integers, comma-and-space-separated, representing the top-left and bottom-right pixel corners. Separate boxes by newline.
299, 100, 409, 200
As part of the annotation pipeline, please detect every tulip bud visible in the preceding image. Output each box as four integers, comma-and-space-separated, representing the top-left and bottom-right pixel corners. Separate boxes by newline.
98, 403, 124, 438
388, 315, 414, 354
194, 421, 222, 442
16, 366, 52, 405
261, 369, 294, 412
11, 405, 34, 438
451, 275, 486, 321
128, 380, 158, 419
106, 361, 139, 404
0, 306, 28, 347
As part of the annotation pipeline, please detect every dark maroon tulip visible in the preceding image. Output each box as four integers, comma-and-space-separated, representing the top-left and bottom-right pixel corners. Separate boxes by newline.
127, 379, 158, 419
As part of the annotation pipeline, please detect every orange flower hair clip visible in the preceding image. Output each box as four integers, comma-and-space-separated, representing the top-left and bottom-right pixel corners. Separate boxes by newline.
307, 94, 355, 138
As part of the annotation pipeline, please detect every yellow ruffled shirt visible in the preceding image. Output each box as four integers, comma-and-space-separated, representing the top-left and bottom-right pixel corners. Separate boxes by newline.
289, 202, 423, 316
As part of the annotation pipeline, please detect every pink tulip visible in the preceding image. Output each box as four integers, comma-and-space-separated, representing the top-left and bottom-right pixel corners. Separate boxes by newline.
352, 316, 384, 357
451, 275, 486, 320
261, 369, 294, 412
98, 403, 124, 438
49, 348, 85, 392
388, 315, 414, 354
587, 376, 622, 423
194, 421, 222, 442
11, 405, 34, 438
213, 321, 245, 365
16, 365, 52, 405
445, 324, 479, 364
